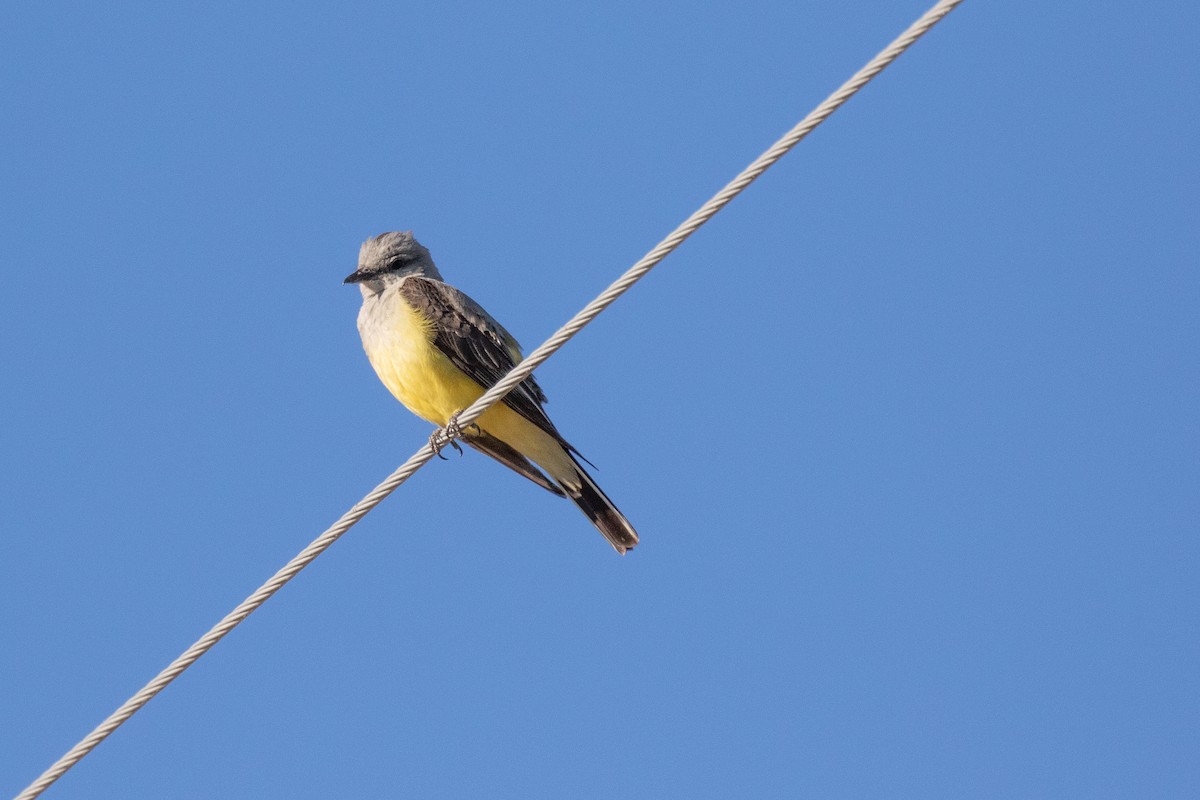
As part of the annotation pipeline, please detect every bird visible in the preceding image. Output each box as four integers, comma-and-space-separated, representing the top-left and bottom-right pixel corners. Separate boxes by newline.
345, 231, 639, 554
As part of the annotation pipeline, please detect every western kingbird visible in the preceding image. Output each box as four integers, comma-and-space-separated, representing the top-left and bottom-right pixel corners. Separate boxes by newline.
345, 231, 639, 554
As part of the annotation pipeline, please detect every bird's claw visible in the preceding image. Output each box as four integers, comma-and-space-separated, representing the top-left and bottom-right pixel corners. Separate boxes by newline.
429, 429, 462, 459
431, 413, 475, 459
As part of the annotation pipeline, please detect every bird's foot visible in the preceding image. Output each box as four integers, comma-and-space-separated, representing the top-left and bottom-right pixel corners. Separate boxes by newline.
429, 428, 462, 460
431, 413, 476, 459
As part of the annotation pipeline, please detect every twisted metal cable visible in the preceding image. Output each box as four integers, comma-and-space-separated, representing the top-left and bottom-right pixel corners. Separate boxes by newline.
15, 1, 964, 797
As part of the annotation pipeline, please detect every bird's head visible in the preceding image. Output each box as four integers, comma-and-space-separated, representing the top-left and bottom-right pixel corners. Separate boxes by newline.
344, 231, 442, 290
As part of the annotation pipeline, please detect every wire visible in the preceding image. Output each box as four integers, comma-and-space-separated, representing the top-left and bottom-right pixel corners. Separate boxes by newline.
14, 1, 965, 796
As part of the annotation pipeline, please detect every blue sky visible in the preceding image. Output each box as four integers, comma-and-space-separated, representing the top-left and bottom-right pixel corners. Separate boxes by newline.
2, 1, 1197, 797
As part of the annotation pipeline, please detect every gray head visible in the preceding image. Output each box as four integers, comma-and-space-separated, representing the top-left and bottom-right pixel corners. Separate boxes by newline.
344, 231, 443, 288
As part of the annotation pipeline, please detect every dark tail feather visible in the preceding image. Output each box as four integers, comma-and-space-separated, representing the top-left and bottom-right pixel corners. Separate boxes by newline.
563, 454, 639, 555
465, 432, 565, 497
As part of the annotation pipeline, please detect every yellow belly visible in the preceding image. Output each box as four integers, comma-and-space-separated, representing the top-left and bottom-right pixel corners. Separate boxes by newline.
357, 288, 569, 477
360, 294, 480, 425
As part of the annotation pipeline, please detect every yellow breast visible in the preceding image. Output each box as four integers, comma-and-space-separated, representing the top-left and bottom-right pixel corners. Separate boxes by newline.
357, 286, 486, 426
356, 281, 572, 479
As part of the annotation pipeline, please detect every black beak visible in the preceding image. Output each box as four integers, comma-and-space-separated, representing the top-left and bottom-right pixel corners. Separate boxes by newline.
343, 269, 365, 285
